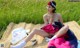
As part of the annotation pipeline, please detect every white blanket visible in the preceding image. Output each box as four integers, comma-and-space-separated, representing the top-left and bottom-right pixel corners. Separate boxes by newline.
10, 27, 30, 45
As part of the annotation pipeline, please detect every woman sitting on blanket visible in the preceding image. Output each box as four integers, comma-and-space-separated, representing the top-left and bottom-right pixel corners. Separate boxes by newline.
11, 0, 78, 48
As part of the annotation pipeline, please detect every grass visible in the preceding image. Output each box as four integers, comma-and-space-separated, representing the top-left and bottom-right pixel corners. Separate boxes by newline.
0, 0, 80, 38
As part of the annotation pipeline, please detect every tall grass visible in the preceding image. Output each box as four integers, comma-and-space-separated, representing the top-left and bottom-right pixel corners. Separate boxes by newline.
0, 0, 80, 38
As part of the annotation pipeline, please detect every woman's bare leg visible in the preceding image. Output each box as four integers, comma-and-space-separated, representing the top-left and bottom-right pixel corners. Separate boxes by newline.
50, 25, 69, 40
24, 29, 49, 42
55, 25, 69, 37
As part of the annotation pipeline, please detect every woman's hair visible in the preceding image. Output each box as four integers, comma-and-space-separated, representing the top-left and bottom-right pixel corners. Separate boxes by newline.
48, 1, 56, 13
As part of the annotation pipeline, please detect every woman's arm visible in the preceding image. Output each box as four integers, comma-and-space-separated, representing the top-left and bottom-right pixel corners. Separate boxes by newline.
43, 14, 48, 25
58, 14, 63, 24
41, 14, 49, 28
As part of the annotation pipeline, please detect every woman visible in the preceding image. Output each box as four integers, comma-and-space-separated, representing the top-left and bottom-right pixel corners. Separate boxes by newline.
11, 1, 78, 48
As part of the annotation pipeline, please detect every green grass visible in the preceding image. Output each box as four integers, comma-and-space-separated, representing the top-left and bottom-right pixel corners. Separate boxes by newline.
0, 0, 80, 38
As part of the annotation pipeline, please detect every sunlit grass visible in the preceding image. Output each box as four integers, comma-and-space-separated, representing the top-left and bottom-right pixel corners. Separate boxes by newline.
0, 0, 80, 38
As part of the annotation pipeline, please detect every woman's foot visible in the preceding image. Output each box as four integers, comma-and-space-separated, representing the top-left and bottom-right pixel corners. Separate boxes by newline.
31, 39, 37, 46
49, 35, 57, 41
10, 40, 26, 48
45, 37, 51, 42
